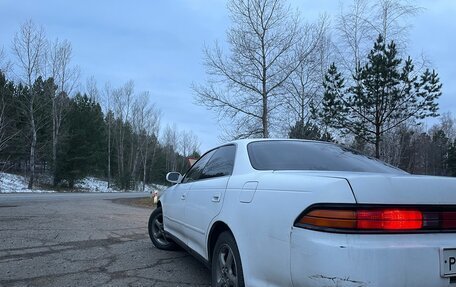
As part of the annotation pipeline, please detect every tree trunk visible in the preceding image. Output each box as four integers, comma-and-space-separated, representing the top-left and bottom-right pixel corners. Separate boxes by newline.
28, 111, 36, 189
52, 98, 58, 186
262, 94, 268, 138
107, 120, 111, 188
262, 45, 268, 138
142, 143, 148, 192
375, 125, 381, 159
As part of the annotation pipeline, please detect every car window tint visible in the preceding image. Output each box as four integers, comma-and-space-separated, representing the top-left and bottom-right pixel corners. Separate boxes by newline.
200, 145, 236, 180
182, 150, 216, 183
247, 141, 407, 174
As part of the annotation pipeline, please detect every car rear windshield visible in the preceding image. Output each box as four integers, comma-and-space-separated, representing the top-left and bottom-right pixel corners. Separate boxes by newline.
247, 141, 406, 174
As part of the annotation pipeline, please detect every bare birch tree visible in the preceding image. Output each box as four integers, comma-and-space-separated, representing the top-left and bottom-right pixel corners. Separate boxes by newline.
130, 93, 150, 187
12, 20, 47, 189
162, 124, 179, 172
280, 15, 330, 132
102, 82, 113, 188
0, 48, 12, 75
85, 75, 99, 102
335, 0, 421, 78
334, 0, 372, 75
367, 0, 421, 47
179, 130, 200, 158
112, 80, 134, 189
47, 38, 79, 185
132, 95, 161, 191
195, 0, 321, 139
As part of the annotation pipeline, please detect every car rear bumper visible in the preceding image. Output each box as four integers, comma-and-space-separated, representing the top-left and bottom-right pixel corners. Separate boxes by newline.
290, 227, 456, 287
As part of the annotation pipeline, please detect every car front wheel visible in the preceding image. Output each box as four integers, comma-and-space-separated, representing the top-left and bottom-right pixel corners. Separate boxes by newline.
148, 207, 177, 250
212, 231, 245, 287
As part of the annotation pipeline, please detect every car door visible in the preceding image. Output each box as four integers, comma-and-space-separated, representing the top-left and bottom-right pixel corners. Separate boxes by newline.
162, 181, 192, 241
184, 145, 236, 258
164, 150, 216, 243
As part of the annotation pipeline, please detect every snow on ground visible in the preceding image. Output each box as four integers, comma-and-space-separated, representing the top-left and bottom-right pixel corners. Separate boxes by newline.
74, 177, 118, 193
75, 177, 167, 193
144, 183, 168, 194
0, 172, 53, 193
0, 172, 168, 193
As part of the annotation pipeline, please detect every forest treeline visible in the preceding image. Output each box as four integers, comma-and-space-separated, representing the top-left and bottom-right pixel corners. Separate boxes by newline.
0, 69, 200, 190
0, 21, 200, 190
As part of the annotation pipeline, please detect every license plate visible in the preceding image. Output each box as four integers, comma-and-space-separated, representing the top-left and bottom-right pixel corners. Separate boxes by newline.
441, 249, 456, 277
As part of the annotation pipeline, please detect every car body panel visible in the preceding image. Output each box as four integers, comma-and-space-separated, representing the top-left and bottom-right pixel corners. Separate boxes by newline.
185, 176, 229, 257
158, 139, 456, 287
162, 182, 192, 240
290, 228, 455, 287
215, 172, 357, 287
346, 174, 456, 204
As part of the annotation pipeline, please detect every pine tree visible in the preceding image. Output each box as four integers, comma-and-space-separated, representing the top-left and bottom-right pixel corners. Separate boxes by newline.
448, 140, 456, 177
57, 94, 105, 187
0, 72, 20, 160
288, 120, 333, 142
321, 35, 442, 158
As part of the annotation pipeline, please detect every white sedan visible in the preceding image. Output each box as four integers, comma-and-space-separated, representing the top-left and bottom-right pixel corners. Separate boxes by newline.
148, 139, 456, 287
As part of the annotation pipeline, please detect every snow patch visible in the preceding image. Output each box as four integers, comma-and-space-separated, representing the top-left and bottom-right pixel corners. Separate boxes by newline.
0, 172, 54, 193
0, 172, 167, 193
74, 178, 167, 193
74, 177, 118, 193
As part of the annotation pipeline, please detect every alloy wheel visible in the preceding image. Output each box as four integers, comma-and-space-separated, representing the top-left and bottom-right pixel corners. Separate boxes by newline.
215, 244, 238, 287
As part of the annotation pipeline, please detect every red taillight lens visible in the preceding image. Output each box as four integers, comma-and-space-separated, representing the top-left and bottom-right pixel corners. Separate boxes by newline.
356, 209, 422, 230
296, 205, 456, 233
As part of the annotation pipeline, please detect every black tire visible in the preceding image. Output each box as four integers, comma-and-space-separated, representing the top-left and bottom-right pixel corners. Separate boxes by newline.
211, 231, 245, 287
148, 207, 177, 250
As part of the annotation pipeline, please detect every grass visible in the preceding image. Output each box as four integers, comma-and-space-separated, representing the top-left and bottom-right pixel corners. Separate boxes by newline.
110, 196, 156, 209
130, 197, 155, 208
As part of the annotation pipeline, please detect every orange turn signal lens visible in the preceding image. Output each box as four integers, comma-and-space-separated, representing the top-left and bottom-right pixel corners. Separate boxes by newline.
299, 209, 356, 229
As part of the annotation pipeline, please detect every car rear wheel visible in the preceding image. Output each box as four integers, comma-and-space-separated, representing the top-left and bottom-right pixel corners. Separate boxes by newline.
211, 231, 245, 287
148, 207, 177, 250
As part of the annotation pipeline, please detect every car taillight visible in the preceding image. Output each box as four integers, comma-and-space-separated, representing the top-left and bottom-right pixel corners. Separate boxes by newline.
295, 204, 456, 233
356, 209, 422, 230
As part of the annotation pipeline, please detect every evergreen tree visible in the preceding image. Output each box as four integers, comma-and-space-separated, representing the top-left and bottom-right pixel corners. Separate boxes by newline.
321, 35, 442, 158
57, 94, 105, 187
0, 72, 18, 156
448, 139, 456, 177
288, 120, 333, 142
430, 129, 449, 175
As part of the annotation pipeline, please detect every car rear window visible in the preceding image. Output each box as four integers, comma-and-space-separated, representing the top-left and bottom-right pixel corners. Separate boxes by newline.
247, 141, 406, 174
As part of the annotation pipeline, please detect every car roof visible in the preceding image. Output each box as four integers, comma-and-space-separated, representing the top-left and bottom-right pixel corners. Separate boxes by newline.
222, 138, 330, 148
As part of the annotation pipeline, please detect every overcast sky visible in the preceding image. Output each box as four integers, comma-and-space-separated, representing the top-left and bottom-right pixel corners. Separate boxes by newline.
1, 0, 455, 152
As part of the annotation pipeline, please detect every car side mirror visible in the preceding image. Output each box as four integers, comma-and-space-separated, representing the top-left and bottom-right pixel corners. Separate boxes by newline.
166, 172, 182, 184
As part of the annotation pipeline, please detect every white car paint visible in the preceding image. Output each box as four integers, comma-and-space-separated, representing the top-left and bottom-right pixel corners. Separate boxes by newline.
159, 139, 456, 287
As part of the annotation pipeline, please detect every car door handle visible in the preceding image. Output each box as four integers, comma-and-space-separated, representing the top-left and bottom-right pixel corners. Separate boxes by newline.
212, 193, 221, 202
181, 194, 186, 200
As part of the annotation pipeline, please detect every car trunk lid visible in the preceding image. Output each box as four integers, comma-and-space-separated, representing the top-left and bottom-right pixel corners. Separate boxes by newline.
345, 174, 456, 204
273, 171, 456, 204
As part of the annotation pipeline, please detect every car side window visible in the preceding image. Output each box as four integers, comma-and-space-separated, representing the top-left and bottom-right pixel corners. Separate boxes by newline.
182, 150, 216, 183
200, 145, 236, 180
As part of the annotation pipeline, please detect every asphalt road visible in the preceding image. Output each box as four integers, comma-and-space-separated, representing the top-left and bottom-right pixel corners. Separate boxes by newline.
0, 192, 210, 287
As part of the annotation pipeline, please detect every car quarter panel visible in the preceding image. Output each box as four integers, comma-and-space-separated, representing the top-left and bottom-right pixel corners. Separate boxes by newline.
213, 172, 357, 287
290, 228, 455, 287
